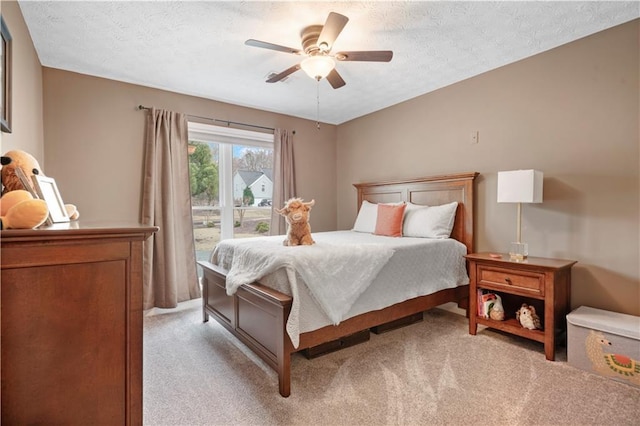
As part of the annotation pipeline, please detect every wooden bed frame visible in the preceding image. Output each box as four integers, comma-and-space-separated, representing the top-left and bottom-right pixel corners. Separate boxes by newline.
198, 172, 478, 397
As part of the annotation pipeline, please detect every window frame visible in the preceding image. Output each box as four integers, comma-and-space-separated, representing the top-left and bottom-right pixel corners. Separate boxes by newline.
188, 122, 274, 241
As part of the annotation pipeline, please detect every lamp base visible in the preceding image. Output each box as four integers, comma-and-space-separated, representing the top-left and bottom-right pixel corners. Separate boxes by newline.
509, 242, 528, 262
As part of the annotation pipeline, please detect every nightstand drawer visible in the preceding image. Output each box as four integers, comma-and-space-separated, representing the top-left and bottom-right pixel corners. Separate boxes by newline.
478, 266, 544, 296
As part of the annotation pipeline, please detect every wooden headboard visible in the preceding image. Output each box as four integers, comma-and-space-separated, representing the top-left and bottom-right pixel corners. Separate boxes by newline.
353, 172, 479, 253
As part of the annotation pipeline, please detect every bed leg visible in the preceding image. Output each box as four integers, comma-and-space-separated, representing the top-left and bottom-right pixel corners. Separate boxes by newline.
202, 275, 209, 323
278, 351, 291, 397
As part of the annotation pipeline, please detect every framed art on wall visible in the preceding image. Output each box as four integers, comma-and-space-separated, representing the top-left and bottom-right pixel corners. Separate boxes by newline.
1, 16, 12, 133
32, 175, 70, 223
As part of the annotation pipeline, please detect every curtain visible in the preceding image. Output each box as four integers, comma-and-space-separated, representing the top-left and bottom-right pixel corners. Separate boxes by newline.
141, 108, 201, 309
270, 128, 296, 235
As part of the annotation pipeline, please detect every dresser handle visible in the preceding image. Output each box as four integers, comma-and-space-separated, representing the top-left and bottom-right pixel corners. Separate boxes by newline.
505, 277, 513, 285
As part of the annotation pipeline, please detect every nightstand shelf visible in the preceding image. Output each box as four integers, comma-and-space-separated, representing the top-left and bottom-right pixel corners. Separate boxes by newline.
475, 317, 545, 343
466, 252, 577, 360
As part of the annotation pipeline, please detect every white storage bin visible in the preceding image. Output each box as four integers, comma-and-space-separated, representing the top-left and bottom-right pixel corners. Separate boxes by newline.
566, 306, 640, 388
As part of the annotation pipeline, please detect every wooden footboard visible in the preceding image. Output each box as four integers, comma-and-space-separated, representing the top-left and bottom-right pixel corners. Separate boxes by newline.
199, 261, 294, 397
199, 260, 468, 397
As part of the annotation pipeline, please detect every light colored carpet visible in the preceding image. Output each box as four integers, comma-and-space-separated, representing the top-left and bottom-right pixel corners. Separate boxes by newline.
143, 300, 640, 425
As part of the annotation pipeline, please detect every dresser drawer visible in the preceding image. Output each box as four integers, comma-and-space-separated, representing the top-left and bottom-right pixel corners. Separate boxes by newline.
477, 265, 544, 296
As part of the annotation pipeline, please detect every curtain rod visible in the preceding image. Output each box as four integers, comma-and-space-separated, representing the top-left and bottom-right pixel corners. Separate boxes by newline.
137, 105, 287, 134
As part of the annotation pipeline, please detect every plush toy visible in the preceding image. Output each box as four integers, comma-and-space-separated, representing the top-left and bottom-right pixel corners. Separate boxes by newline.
1, 149, 44, 195
275, 198, 315, 246
487, 294, 505, 321
0, 189, 49, 229
1, 150, 79, 220
516, 303, 542, 330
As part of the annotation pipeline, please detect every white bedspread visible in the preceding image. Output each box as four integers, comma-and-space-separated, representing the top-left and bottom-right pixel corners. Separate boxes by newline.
214, 237, 394, 347
211, 231, 469, 348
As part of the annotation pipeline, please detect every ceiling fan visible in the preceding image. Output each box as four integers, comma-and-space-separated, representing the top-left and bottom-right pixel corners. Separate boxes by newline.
245, 12, 393, 89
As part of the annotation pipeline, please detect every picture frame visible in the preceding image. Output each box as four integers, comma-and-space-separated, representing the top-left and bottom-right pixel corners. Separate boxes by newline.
14, 166, 39, 199
31, 175, 70, 223
1, 16, 12, 133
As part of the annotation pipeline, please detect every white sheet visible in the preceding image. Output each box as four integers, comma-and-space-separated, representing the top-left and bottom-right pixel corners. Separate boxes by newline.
211, 231, 469, 347
218, 238, 394, 347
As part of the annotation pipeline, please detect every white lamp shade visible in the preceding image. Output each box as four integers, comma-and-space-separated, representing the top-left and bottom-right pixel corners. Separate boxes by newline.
300, 56, 335, 80
497, 170, 543, 203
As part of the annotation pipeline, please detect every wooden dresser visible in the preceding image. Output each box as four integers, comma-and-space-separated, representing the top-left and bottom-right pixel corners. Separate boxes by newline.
1, 222, 157, 425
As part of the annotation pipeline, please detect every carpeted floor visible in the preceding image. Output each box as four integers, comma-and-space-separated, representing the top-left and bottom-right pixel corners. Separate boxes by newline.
143, 300, 640, 425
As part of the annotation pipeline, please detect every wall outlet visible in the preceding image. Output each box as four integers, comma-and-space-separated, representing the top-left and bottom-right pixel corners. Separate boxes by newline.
471, 131, 479, 144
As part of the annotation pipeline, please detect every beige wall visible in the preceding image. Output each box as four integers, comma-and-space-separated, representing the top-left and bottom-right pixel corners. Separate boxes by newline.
0, 1, 44, 159
41, 69, 337, 231
337, 20, 640, 316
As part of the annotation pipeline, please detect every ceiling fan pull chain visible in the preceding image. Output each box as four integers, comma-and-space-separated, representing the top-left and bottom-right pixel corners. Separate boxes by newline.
316, 79, 321, 130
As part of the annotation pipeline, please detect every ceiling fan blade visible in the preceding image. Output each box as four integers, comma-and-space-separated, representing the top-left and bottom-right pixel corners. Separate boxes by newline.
266, 64, 301, 83
335, 51, 393, 62
245, 39, 301, 55
326, 69, 346, 89
317, 12, 349, 52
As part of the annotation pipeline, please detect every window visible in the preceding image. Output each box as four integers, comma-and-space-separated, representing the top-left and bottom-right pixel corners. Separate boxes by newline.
188, 122, 274, 264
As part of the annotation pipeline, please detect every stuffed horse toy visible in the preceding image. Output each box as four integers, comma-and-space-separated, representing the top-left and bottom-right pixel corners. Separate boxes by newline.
275, 198, 315, 246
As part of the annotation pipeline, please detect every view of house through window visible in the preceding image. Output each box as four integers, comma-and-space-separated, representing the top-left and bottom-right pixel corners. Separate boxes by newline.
188, 123, 274, 265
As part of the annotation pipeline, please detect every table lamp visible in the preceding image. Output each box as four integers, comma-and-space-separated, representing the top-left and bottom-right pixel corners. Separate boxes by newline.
497, 169, 543, 261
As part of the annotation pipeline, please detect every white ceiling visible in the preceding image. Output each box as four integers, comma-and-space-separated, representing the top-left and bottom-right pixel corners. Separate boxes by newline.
18, 1, 639, 125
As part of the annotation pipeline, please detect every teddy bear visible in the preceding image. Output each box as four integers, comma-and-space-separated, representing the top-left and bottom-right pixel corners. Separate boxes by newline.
1, 149, 79, 220
0, 189, 49, 229
275, 198, 315, 246
516, 303, 542, 330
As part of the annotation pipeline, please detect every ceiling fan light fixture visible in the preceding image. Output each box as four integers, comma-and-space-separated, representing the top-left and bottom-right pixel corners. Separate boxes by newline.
301, 56, 335, 80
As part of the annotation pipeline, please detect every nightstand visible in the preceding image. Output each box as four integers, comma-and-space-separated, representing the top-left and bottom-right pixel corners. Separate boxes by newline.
466, 252, 577, 361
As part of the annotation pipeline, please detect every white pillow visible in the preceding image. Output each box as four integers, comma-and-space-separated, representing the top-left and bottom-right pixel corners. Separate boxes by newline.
403, 201, 458, 238
352, 200, 378, 233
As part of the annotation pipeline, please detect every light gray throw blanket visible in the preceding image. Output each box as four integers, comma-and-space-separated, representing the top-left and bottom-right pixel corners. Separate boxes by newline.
218, 239, 394, 348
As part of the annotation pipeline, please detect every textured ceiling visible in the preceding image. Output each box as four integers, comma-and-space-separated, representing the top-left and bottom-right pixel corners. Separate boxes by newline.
18, 1, 639, 125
